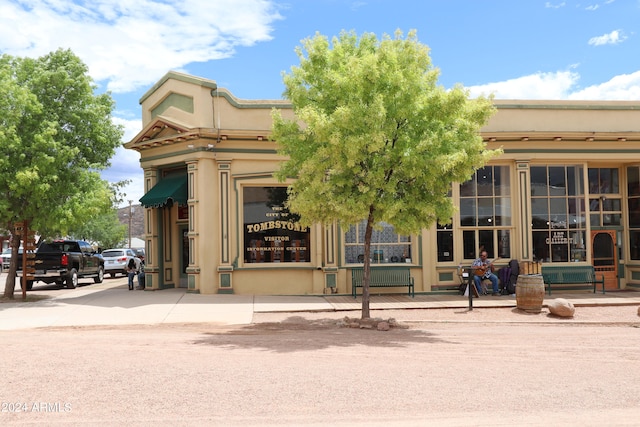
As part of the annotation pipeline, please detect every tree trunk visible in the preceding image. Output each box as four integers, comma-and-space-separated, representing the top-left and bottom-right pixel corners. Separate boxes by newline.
2, 227, 20, 299
361, 207, 375, 319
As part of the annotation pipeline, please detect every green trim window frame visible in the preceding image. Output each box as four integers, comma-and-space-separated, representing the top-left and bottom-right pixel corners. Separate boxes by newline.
530, 165, 587, 263
459, 166, 512, 260
345, 221, 412, 264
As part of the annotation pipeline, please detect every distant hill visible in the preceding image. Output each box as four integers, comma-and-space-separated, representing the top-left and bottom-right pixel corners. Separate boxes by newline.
117, 204, 145, 239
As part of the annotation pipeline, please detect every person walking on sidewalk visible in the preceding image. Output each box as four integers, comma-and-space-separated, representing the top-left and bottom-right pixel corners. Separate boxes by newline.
127, 257, 141, 291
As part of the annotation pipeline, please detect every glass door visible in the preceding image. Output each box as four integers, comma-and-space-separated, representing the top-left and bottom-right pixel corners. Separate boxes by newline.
591, 230, 618, 290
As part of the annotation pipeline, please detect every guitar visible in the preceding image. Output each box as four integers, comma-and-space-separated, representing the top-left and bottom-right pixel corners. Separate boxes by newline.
473, 258, 497, 276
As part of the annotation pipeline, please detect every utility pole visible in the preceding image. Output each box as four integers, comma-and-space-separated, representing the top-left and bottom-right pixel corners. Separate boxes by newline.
128, 200, 133, 248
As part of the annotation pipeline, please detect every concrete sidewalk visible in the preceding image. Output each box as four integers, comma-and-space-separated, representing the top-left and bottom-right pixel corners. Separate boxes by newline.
1, 273, 639, 330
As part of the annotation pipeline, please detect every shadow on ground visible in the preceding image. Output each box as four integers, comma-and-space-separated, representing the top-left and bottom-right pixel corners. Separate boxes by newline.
191, 315, 456, 353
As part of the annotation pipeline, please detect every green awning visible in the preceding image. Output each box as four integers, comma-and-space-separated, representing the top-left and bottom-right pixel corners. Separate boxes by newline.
139, 175, 187, 208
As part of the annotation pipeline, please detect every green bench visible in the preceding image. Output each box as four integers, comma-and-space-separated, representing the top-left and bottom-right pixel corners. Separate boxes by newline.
541, 265, 605, 295
351, 266, 415, 298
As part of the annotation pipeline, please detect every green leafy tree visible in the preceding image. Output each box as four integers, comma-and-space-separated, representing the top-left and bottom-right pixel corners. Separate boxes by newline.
0, 49, 123, 298
68, 181, 130, 250
272, 30, 500, 318
72, 209, 127, 250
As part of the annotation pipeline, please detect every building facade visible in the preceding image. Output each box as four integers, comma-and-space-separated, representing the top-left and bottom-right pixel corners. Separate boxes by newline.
125, 71, 640, 295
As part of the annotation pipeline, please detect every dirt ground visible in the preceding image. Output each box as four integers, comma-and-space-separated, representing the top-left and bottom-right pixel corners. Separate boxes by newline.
254, 303, 640, 326
2, 305, 640, 426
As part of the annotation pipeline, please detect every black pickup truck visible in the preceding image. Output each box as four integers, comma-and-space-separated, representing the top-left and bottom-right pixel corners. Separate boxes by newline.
22, 240, 104, 290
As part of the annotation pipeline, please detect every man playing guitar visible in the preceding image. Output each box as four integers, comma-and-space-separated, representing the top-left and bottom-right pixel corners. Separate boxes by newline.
471, 251, 500, 296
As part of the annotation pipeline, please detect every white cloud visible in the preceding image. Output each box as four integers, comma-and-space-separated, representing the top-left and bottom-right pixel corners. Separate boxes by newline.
545, 2, 566, 9
568, 70, 640, 100
103, 116, 144, 206
0, 0, 283, 93
588, 30, 627, 46
467, 69, 640, 101
585, 4, 600, 11
467, 71, 580, 99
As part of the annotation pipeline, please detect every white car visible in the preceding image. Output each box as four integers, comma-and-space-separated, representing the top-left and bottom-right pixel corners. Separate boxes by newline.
2, 248, 23, 270
1, 249, 11, 270
101, 248, 137, 278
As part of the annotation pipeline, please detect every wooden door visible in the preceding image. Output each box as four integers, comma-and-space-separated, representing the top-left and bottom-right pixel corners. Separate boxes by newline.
591, 230, 618, 291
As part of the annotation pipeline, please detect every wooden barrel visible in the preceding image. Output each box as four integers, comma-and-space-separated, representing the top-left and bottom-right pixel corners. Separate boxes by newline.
516, 274, 545, 313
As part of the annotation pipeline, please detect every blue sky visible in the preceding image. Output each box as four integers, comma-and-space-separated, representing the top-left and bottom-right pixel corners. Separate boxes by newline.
1, 0, 639, 205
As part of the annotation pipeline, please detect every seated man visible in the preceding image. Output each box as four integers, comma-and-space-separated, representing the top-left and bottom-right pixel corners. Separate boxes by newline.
471, 251, 500, 296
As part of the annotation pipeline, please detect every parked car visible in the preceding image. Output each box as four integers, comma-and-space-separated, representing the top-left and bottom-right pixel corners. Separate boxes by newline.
17, 240, 103, 290
2, 248, 23, 270
1, 249, 11, 270
102, 248, 137, 278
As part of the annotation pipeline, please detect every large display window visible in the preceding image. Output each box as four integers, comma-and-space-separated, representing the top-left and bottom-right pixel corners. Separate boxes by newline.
530, 165, 586, 262
627, 166, 640, 260
459, 165, 512, 260
345, 221, 412, 264
243, 187, 311, 263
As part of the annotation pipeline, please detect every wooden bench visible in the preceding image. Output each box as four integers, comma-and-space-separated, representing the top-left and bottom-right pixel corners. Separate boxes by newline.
541, 265, 605, 295
351, 266, 415, 298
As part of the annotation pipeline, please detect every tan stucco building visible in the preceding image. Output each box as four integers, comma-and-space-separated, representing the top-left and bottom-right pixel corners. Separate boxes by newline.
125, 71, 640, 295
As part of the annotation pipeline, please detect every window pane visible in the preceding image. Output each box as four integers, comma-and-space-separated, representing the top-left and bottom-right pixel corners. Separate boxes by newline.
551, 241, 569, 262
595, 168, 618, 193
549, 198, 567, 228
479, 230, 494, 258
629, 198, 640, 227
630, 231, 640, 260
463, 230, 476, 260
628, 167, 640, 196
566, 166, 583, 196
345, 225, 357, 243
531, 199, 549, 229
459, 198, 476, 226
495, 166, 510, 196
570, 231, 586, 261
477, 167, 493, 196
603, 199, 621, 211
498, 229, 511, 259
530, 167, 548, 197
495, 197, 511, 226
460, 178, 476, 197
532, 231, 549, 262
437, 230, 453, 262
567, 198, 585, 229
588, 168, 599, 194
549, 167, 566, 196
477, 198, 493, 226
603, 214, 621, 226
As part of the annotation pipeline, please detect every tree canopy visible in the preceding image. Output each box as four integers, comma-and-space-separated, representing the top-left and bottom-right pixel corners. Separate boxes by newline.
271, 30, 500, 317
0, 49, 123, 298
68, 180, 131, 250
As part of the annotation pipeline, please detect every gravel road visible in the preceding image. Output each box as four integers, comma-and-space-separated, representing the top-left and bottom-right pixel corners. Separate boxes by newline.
2, 305, 640, 426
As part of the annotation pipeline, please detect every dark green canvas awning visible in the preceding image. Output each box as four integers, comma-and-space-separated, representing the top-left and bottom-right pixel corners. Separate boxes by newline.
139, 175, 187, 208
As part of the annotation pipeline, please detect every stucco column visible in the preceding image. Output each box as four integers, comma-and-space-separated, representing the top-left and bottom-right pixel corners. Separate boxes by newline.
141, 168, 160, 290
516, 160, 532, 260
187, 158, 220, 294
